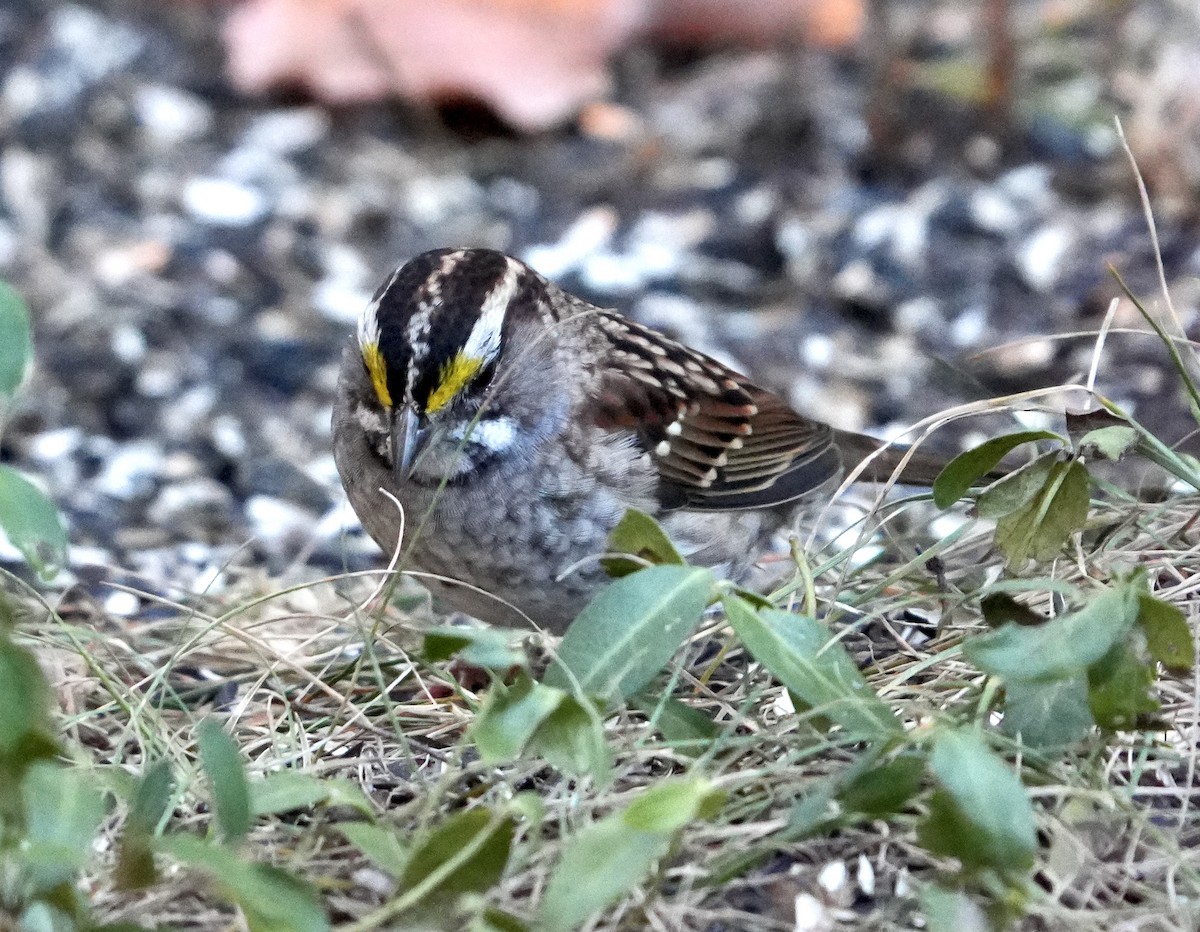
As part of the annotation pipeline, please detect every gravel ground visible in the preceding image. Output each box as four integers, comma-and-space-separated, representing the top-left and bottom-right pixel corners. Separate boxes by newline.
1, 0, 1199, 613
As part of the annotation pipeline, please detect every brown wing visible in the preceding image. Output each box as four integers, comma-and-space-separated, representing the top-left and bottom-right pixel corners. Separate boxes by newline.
588, 312, 843, 511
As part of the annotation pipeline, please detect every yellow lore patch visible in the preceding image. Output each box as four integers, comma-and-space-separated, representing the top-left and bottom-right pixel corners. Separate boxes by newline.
426, 351, 483, 413
362, 342, 392, 408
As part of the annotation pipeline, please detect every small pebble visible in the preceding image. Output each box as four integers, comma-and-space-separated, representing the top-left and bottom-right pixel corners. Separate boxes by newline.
183, 176, 270, 227
103, 589, 140, 617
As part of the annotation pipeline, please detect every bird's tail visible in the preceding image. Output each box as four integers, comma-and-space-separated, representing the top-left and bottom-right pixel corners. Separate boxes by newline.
833, 429, 967, 488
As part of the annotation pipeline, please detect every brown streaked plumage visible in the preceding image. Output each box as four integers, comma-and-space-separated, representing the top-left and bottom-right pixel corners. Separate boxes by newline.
332, 247, 956, 633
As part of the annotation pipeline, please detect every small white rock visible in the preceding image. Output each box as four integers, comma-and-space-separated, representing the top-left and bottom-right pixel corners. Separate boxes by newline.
183, 177, 270, 227
313, 278, 372, 325
211, 415, 247, 459
817, 860, 848, 895
970, 188, 1022, 235
523, 205, 619, 278
1017, 224, 1071, 292
94, 442, 164, 500
793, 892, 832, 932
801, 334, 834, 368
950, 305, 987, 348
240, 108, 330, 155
110, 324, 147, 364
856, 853, 875, 896
29, 427, 82, 463
246, 495, 313, 545
134, 84, 213, 147
103, 589, 140, 617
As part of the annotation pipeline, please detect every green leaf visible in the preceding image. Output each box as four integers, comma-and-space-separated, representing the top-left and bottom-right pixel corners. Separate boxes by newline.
1137, 593, 1194, 673
932, 430, 1060, 508
994, 459, 1090, 567
527, 694, 612, 784
1078, 425, 1139, 461
400, 808, 514, 906
115, 760, 174, 890
251, 772, 330, 816
472, 909, 530, 932
980, 592, 1045, 628
338, 822, 409, 876
423, 626, 527, 671
723, 595, 902, 740
20, 901, 81, 932
964, 584, 1140, 681
0, 279, 32, 402
197, 720, 251, 844
1087, 644, 1159, 730
600, 508, 684, 577
247, 771, 372, 818
784, 784, 839, 839
974, 448, 1060, 520
469, 673, 567, 764
467, 672, 611, 779
164, 835, 328, 932
976, 451, 1056, 519
0, 628, 55, 757
1002, 675, 1093, 747
127, 760, 174, 833
538, 776, 720, 932
320, 778, 377, 815
0, 465, 69, 579
923, 728, 1036, 874
538, 819, 668, 932
920, 885, 991, 932
634, 694, 719, 757
839, 755, 924, 816
622, 775, 724, 832
544, 565, 713, 701
19, 762, 107, 891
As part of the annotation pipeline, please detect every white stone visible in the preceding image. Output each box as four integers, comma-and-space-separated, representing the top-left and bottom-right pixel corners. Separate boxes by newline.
801, 334, 834, 368
240, 108, 329, 154
817, 860, 848, 894
246, 495, 313, 544
856, 854, 875, 896
134, 84, 212, 147
103, 589, 140, 617
950, 305, 987, 347
1018, 224, 1071, 292
110, 324, 147, 364
998, 164, 1052, 203
523, 206, 618, 278
29, 427, 82, 462
211, 415, 247, 458
793, 893, 831, 932
970, 188, 1022, 234
94, 442, 164, 499
183, 177, 270, 227
313, 278, 372, 325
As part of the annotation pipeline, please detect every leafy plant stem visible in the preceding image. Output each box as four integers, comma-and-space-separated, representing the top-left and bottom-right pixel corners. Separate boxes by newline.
340, 809, 512, 931
789, 538, 817, 618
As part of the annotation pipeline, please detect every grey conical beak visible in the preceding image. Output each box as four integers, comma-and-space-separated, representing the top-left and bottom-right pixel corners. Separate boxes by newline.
392, 405, 428, 480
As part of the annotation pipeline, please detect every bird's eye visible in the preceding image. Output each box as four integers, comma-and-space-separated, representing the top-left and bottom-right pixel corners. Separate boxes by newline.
475, 358, 498, 391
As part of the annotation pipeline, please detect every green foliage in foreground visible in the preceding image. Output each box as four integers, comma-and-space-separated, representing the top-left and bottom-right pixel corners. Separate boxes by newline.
0, 282, 68, 579
3, 431, 1196, 929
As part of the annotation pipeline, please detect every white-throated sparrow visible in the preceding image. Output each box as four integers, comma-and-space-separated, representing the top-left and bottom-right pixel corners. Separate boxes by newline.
333, 247, 954, 633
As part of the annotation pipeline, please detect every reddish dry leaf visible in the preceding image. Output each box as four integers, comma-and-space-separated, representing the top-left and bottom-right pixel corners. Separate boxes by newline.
222, 0, 864, 130
650, 0, 863, 50
224, 0, 645, 129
